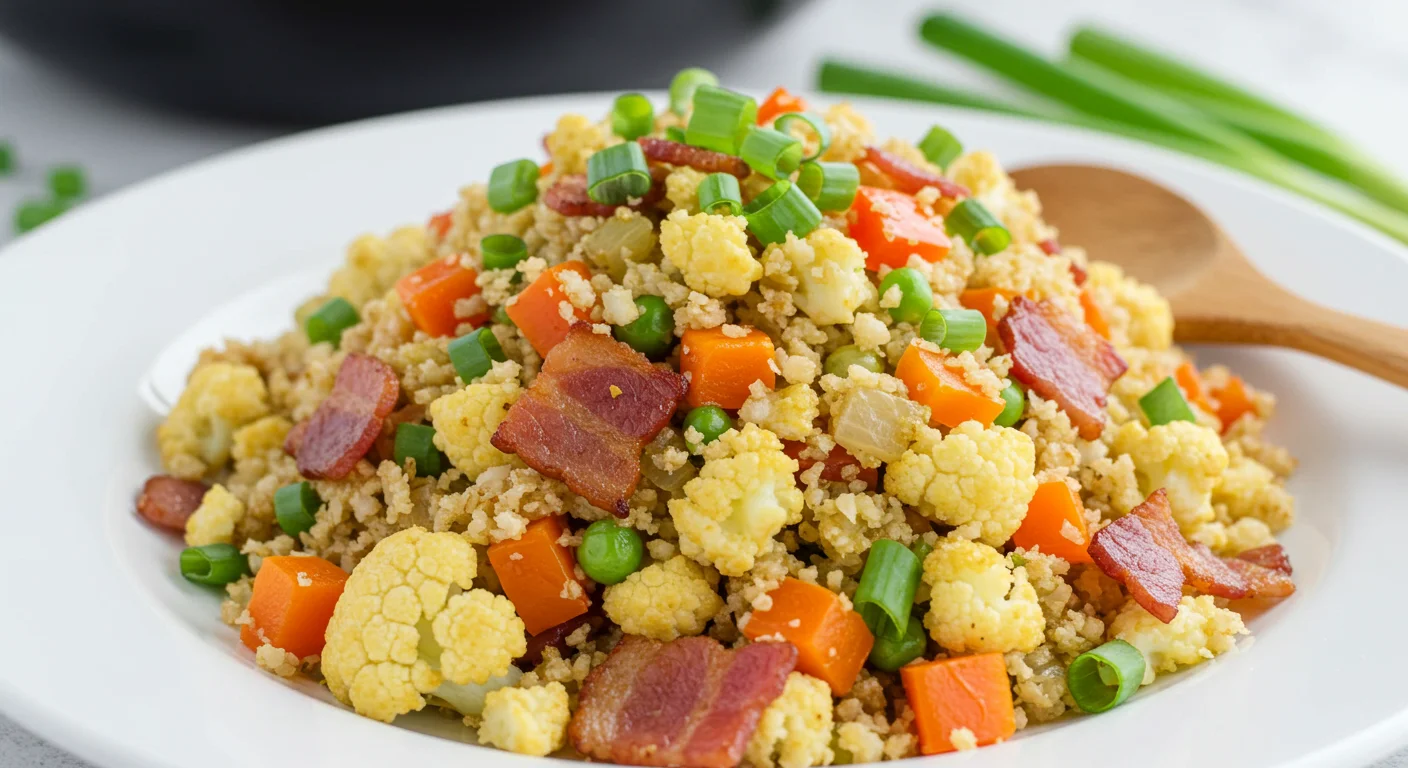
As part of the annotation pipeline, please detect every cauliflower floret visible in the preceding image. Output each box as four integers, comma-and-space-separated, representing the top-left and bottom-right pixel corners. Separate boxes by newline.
768, 228, 869, 325
321, 528, 527, 723
429, 360, 522, 480
1110, 595, 1247, 685
1084, 262, 1173, 351
746, 672, 835, 768
834, 722, 885, 764
477, 682, 571, 757
545, 113, 607, 176
1213, 448, 1294, 533
660, 210, 761, 297
811, 492, 911, 571
670, 423, 804, 576
739, 381, 820, 441
603, 555, 724, 641
885, 422, 1038, 547
230, 415, 293, 463
158, 362, 271, 478
1188, 517, 1277, 556
664, 166, 708, 213
922, 536, 1044, 654
1112, 420, 1229, 534
184, 485, 245, 546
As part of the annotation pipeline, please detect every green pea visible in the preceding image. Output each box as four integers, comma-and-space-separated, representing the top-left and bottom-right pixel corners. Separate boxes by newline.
577, 519, 644, 585
683, 405, 732, 454
823, 345, 885, 378
877, 267, 934, 324
48, 164, 86, 200
994, 382, 1027, 428
868, 613, 927, 671
613, 295, 675, 360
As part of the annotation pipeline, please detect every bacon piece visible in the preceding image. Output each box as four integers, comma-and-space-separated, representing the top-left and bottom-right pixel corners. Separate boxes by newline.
782, 440, 878, 489
1069, 261, 1088, 286
283, 419, 308, 456
570, 635, 798, 768
296, 354, 400, 479
1128, 490, 1248, 600
999, 296, 1127, 439
1038, 237, 1062, 255
1088, 502, 1185, 623
1236, 544, 1292, 575
136, 475, 209, 532
860, 146, 970, 199
638, 138, 751, 178
516, 611, 605, 670
1224, 556, 1296, 599
492, 325, 686, 516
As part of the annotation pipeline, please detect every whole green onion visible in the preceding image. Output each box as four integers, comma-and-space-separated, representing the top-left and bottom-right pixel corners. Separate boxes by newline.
917, 125, 963, 169
612, 93, 655, 141
697, 173, 743, 216
305, 297, 360, 348
868, 613, 927, 671
481, 233, 528, 272
945, 198, 1010, 254
743, 180, 822, 245
918, 309, 947, 346
394, 423, 443, 477
740, 127, 803, 181
773, 112, 832, 162
669, 67, 719, 116
179, 543, 250, 586
685, 85, 757, 155
274, 481, 321, 537
817, 60, 1050, 118
854, 539, 922, 640
1139, 376, 1197, 426
797, 161, 859, 211
487, 159, 540, 213
994, 382, 1027, 428
1067, 639, 1146, 713
936, 309, 986, 353
448, 326, 506, 383
586, 142, 652, 205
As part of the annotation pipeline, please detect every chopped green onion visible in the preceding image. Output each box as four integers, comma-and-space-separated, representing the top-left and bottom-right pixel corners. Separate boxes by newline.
1139, 376, 1197, 426
917, 125, 963, 169
797, 161, 859, 211
274, 481, 321, 537
481, 233, 528, 272
48, 164, 86, 199
305, 297, 360, 348
743, 180, 822, 245
665, 126, 687, 143
1067, 639, 1146, 713
683, 405, 732, 454
773, 112, 832, 161
910, 540, 934, 564
878, 267, 934, 325
13, 198, 65, 234
994, 382, 1027, 428
0, 140, 12, 175
855, 540, 923, 640
740, 127, 803, 180
868, 613, 927, 671
612, 93, 655, 141
936, 309, 986, 353
179, 543, 250, 586
494, 305, 514, 327
697, 173, 742, 216
448, 326, 506, 383
394, 423, 443, 477
669, 67, 719, 116
918, 309, 947, 346
577, 519, 644, 585
945, 198, 1010, 254
824, 345, 885, 378
587, 142, 652, 205
685, 85, 757, 155
487, 159, 539, 213
613, 295, 675, 360
1010, 552, 1028, 567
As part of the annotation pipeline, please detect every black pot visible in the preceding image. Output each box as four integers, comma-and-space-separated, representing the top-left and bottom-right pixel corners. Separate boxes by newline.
0, 0, 798, 125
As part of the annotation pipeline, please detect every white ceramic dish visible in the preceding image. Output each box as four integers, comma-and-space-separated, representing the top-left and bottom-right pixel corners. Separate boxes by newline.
1, 92, 1406, 768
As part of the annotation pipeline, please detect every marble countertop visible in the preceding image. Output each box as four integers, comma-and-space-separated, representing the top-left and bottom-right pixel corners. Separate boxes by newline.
3, 0, 1406, 764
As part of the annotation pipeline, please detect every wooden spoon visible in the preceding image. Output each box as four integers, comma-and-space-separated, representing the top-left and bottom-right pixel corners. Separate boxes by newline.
1008, 164, 1408, 388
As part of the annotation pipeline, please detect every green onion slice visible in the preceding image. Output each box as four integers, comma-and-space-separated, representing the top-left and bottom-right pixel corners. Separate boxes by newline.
48, 164, 86, 200
1067, 639, 1147, 713
854, 539, 923, 640
697, 173, 743, 216
868, 613, 928, 671
487, 159, 540, 214
740, 127, 803, 180
936, 308, 986, 353
743, 180, 822, 245
917, 125, 964, 169
586, 142, 652, 205
665, 125, 687, 143
448, 326, 506, 384
797, 161, 859, 211
773, 112, 832, 162
481, 233, 528, 272
918, 308, 947, 346
669, 67, 719, 116
612, 93, 655, 141
305, 297, 360, 348
910, 539, 934, 564
274, 481, 321, 537
994, 381, 1027, 428
685, 85, 757, 155
179, 543, 250, 586
945, 198, 1011, 255
394, 423, 443, 477
1139, 376, 1197, 426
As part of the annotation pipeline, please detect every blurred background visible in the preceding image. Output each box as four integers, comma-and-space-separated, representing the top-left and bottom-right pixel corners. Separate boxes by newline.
1, 0, 1407, 761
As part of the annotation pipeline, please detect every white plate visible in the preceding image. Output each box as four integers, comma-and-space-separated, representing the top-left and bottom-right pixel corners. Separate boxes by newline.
1, 92, 1406, 768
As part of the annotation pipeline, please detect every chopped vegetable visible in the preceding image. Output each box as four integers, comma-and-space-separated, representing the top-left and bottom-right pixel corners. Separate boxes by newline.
587, 142, 653, 205
900, 653, 1015, 754
680, 326, 776, 409
743, 577, 874, 695
581, 214, 657, 280
611, 92, 655, 141
958, 286, 1018, 344
640, 429, 698, 492
179, 543, 249, 586
917, 125, 963, 169
868, 613, 927, 672
932, 308, 986, 353
994, 382, 1026, 427
274, 480, 321, 536
848, 186, 951, 271
487, 158, 540, 213
894, 343, 1005, 428
697, 172, 743, 215
1140, 376, 1198, 426
781, 440, 879, 488
1173, 360, 1216, 414
740, 127, 803, 180
427, 211, 453, 238
13, 198, 65, 234
860, 146, 970, 199
910, 540, 934, 563
448, 326, 507, 383
744, 180, 822, 245
639, 137, 751, 178
1080, 287, 1111, 338
612, 295, 675, 360
1210, 374, 1256, 432
577, 519, 644, 585
304, 296, 360, 347
797, 161, 859, 211
669, 67, 719, 116
1011, 480, 1092, 563
878, 267, 934, 324
685, 85, 757, 154
683, 404, 732, 453
487, 516, 591, 636
774, 112, 832, 162
0, 140, 12, 174
823, 344, 885, 378
481, 233, 528, 272
239, 554, 349, 658
1067, 639, 1146, 713
504, 260, 595, 356
854, 539, 922, 640
830, 386, 926, 464
944, 198, 1011, 255
393, 422, 443, 477
756, 86, 809, 125
395, 254, 489, 337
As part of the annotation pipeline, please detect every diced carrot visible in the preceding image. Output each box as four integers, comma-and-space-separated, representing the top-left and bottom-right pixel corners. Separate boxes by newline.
395, 253, 489, 337
959, 287, 1019, 346
539, 161, 554, 178
1011, 481, 1092, 564
239, 555, 348, 658
1174, 361, 1216, 415
487, 516, 590, 636
743, 577, 874, 695
1079, 288, 1110, 339
505, 261, 595, 357
901, 653, 1015, 755
848, 186, 951, 271
781, 440, 878, 489
1210, 375, 1257, 433
757, 87, 809, 125
427, 211, 453, 239
895, 344, 1005, 428
680, 326, 776, 409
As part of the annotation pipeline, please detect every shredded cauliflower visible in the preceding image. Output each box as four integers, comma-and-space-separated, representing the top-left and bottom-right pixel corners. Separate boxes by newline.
602, 555, 724, 641
429, 360, 522, 480
1112, 420, 1229, 534
922, 535, 1044, 654
1110, 595, 1247, 685
321, 528, 527, 723
767, 229, 869, 325
1213, 447, 1294, 533
885, 422, 1038, 546
185, 484, 245, 547
660, 210, 761, 297
477, 682, 571, 757
670, 423, 804, 576
158, 362, 271, 479
739, 381, 820, 441
746, 672, 835, 768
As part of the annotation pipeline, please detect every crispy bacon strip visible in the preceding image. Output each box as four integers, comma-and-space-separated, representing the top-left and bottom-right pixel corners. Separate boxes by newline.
1088, 495, 1185, 623
1038, 237, 1062, 255
1129, 490, 1248, 600
999, 296, 1127, 439
283, 419, 308, 456
638, 138, 751, 178
296, 354, 400, 479
570, 636, 798, 768
1236, 544, 1292, 574
860, 146, 969, 199
1224, 555, 1296, 598
492, 325, 686, 516
136, 475, 209, 532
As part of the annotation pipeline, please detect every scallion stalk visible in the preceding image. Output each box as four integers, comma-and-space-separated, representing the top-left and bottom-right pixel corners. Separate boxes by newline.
917, 125, 963, 169
740, 127, 803, 180
611, 93, 655, 141
936, 309, 986, 353
743, 180, 822, 245
797, 161, 859, 211
773, 112, 832, 162
586, 142, 652, 205
854, 539, 922, 640
669, 67, 719, 116
697, 173, 742, 216
685, 86, 757, 155
945, 198, 1010, 254
1067, 639, 1146, 713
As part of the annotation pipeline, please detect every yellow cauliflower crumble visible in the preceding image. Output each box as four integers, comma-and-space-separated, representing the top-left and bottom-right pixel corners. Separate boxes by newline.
767, 228, 870, 325
660, 210, 761, 297
923, 535, 1044, 654
603, 555, 724, 641
739, 381, 821, 441
429, 360, 522, 480
746, 672, 835, 768
185, 485, 245, 547
478, 682, 571, 757
158, 361, 271, 479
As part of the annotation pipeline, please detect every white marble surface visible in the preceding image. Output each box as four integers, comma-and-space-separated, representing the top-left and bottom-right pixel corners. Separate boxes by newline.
2, 0, 1407, 764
